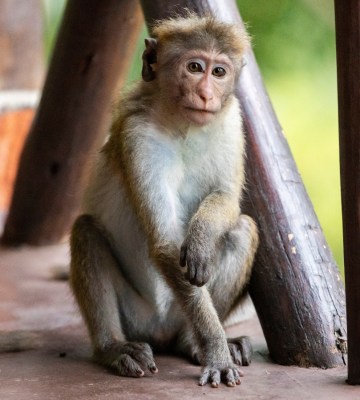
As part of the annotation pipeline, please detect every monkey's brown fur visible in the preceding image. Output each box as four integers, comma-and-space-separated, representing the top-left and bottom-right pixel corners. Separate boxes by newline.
70, 14, 258, 388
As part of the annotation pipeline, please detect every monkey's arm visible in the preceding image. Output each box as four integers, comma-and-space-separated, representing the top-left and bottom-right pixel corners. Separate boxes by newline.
152, 248, 242, 388
180, 187, 242, 287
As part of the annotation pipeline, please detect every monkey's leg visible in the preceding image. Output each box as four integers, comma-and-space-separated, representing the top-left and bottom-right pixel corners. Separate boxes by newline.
210, 214, 258, 321
154, 253, 242, 387
70, 214, 158, 377
176, 215, 258, 374
212, 214, 258, 368
176, 328, 252, 368
175, 326, 200, 364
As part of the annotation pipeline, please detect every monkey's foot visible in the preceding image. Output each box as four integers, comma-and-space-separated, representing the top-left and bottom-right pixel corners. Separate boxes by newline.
94, 341, 158, 377
227, 336, 252, 366
199, 364, 244, 388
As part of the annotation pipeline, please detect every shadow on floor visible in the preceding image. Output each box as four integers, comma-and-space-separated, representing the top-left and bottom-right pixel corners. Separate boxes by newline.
0, 244, 356, 400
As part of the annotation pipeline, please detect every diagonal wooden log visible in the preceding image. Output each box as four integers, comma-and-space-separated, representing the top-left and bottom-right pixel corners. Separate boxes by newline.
140, 0, 347, 367
1, 0, 143, 245
334, 0, 360, 384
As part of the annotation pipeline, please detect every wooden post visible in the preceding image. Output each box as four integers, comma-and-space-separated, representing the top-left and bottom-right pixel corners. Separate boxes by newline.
2, 0, 143, 245
0, 0, 44, 89
334, 0, 360, 384
140, 0, 347, 367
0, 93, 38, 215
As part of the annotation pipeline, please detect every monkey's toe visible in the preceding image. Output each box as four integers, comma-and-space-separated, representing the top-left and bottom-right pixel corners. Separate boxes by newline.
112, 353, 145, 377
227, 336, 252, 366
95, 341, 158, 378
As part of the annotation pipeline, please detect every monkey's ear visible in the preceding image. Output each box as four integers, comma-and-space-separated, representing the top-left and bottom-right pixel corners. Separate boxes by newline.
142, 38, 158, 82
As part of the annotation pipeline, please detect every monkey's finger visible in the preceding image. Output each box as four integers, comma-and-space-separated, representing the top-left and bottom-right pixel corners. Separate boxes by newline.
186, 261, 197, 283
197, 263, 210, 286
230, 368, 242, 386
235, 368, 243, 383
112, 354, 144, 377
189, 264, 202, 286
222, 368, 238, 387
179, 245, 187, 268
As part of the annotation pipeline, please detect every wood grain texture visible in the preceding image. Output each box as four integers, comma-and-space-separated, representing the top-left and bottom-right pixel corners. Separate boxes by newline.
2, 0, 143, 245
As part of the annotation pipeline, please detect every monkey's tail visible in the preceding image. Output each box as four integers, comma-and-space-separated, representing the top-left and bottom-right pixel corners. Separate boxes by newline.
0, 330, 41, 352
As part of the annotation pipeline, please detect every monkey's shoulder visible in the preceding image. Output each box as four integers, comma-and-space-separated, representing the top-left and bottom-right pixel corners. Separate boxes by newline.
112, 81, 156, 124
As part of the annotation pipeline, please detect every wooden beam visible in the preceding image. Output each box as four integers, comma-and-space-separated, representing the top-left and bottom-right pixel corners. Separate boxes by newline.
140, 0, 347, 367
334, 0, 360, 384
2, 0, 143, 245
0, 0, 44, 89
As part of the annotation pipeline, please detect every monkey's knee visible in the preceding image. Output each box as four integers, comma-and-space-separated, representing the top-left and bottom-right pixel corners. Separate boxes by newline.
209, 216, 258, 318
71, 214, 103, 245
234, 215, 258, 245
69, 214, 111, 285
70, 214, 110, 254
225, 215, 259, 264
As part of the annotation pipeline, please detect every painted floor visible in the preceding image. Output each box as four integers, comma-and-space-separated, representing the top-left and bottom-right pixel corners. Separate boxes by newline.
0, 243, 358, 400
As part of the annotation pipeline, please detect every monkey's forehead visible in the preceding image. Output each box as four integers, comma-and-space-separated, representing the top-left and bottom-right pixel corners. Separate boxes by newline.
152, 15, 249, 59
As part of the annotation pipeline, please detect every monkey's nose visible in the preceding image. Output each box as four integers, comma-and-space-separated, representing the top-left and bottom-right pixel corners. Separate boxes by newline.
198, 88, 214, 104
199, 93, 213, 103
197, 76, 214, 103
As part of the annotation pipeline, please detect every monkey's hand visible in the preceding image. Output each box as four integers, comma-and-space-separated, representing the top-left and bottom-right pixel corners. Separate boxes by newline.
94, 341, 158, 377
180, 232, 216, 287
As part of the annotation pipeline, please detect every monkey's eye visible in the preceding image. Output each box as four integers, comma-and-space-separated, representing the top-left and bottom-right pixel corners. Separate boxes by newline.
212, 67, 226, 77
187, 62, 204, 73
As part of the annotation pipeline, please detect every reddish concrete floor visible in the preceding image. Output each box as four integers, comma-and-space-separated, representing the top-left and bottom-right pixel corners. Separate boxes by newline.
0, 243, 358, 400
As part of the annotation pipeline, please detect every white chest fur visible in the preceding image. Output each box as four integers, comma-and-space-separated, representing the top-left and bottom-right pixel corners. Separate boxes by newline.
138, 97, 243, 227
84, 96, 243, 314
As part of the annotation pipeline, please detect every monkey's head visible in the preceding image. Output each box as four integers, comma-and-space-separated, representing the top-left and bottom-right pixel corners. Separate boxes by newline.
142, 14, 250, 127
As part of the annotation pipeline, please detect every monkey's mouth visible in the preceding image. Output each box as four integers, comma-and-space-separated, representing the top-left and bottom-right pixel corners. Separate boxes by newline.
184, 107, 216, 114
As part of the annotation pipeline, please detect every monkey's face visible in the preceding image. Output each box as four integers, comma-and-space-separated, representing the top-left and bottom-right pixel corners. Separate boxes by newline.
160, 50, 236, 127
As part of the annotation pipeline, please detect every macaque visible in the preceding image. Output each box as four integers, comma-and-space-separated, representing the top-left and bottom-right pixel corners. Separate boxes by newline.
70, 13, 259, 388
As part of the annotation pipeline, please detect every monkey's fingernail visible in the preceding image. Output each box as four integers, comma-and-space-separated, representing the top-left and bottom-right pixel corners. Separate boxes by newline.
211, 382, 219, 388
150, 365, 158, 373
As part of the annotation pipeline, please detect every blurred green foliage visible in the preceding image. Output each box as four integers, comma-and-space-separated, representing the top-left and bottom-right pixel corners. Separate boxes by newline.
42, 0, 66, 61
42, 0, 343, 274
